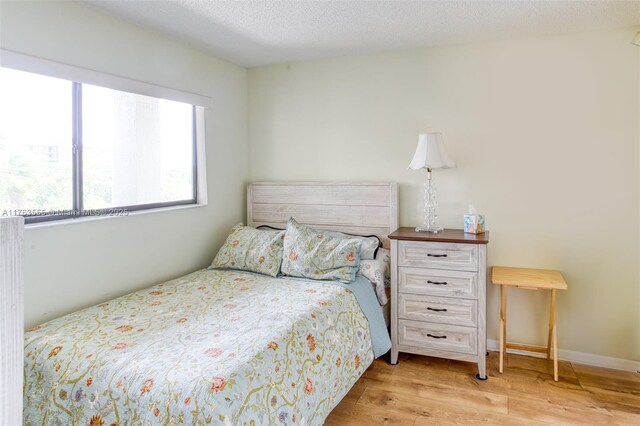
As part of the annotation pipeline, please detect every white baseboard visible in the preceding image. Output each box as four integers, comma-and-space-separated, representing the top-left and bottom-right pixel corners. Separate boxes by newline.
487, 339, 640, 373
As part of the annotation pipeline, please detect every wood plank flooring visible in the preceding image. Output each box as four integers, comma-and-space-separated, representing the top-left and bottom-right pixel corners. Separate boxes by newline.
326, 352, 640, 425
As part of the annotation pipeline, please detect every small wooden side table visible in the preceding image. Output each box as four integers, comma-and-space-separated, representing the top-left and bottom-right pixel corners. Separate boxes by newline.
491, 266, 568, 381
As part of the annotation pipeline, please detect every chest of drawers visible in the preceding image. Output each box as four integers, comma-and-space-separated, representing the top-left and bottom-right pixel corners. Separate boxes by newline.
389, 228, 490, 379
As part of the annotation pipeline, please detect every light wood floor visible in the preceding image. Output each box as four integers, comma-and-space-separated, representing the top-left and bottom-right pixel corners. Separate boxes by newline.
325, 351, 640, 425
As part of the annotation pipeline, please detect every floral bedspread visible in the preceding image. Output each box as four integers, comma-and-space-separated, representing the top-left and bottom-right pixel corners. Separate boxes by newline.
23, 269, 374, 426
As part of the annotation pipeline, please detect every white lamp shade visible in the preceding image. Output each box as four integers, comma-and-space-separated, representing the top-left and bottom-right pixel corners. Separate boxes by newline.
408, 133, 456, 170
633, 32, 640, 46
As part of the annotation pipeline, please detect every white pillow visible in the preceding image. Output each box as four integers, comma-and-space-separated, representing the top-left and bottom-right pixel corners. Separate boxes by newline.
358, 248, 391, 305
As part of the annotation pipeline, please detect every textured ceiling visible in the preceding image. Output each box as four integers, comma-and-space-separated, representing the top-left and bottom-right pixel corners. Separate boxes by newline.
82, 1, 640, 67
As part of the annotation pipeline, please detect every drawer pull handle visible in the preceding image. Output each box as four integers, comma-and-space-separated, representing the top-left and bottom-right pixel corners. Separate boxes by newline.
427, 334, 447, 339
427, 307, 448, 312
427, 254, 448, 258
427, 280, 448, 285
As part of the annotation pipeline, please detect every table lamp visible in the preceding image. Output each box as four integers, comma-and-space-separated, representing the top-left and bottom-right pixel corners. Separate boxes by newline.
408, 132, 456, 233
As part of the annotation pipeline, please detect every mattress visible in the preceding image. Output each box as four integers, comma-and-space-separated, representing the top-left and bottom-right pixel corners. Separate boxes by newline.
23, 269, 388, 425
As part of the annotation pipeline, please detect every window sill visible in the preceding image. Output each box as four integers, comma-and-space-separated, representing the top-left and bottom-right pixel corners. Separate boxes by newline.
25, 202, 208, 229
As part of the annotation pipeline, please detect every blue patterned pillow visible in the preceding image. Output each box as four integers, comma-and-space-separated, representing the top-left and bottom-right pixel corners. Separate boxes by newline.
211, 224, 285, 277
258, 225, 380, 260
281, 218, 362, 283
321, 230, 380, 260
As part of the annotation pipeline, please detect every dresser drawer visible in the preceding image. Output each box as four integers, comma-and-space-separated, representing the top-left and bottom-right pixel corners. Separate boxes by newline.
398, 294, 478, 327
398, 241, 478, 271
398, 267, 477, 299
398, 319, 477, 355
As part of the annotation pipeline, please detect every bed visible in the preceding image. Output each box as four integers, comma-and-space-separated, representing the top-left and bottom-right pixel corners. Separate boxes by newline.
23, 182, 398, 425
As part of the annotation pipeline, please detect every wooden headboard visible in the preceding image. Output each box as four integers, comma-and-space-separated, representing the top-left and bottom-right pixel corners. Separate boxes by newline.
247, 182, 398, 248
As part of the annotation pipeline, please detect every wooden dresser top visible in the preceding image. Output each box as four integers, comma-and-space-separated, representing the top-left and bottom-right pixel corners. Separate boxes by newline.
388, 228, 490, 245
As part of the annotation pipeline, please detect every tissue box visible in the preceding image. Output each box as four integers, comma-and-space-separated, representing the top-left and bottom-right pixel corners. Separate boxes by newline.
464, 214, 485, 234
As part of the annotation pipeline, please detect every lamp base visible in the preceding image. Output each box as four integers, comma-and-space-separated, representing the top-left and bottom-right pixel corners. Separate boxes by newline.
417, 168, 444, 234
415, 224, 444, 233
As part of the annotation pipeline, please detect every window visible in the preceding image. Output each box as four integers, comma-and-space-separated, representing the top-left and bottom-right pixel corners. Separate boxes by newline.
0, 68, 73, 213
0, 67, 199, 223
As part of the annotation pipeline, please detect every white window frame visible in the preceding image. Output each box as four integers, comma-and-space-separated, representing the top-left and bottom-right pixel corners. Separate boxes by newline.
0, 49, 209, 224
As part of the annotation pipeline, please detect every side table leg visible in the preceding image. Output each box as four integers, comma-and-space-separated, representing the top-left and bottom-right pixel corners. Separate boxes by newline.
547, 288, 556, 360
499, 285, 507, 374
551, 289, 558, 381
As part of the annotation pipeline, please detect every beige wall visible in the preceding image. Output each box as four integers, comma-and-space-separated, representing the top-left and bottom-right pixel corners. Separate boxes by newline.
249, 28, 640, 361
1, 1, 249, 327
1, 0, 638, 362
